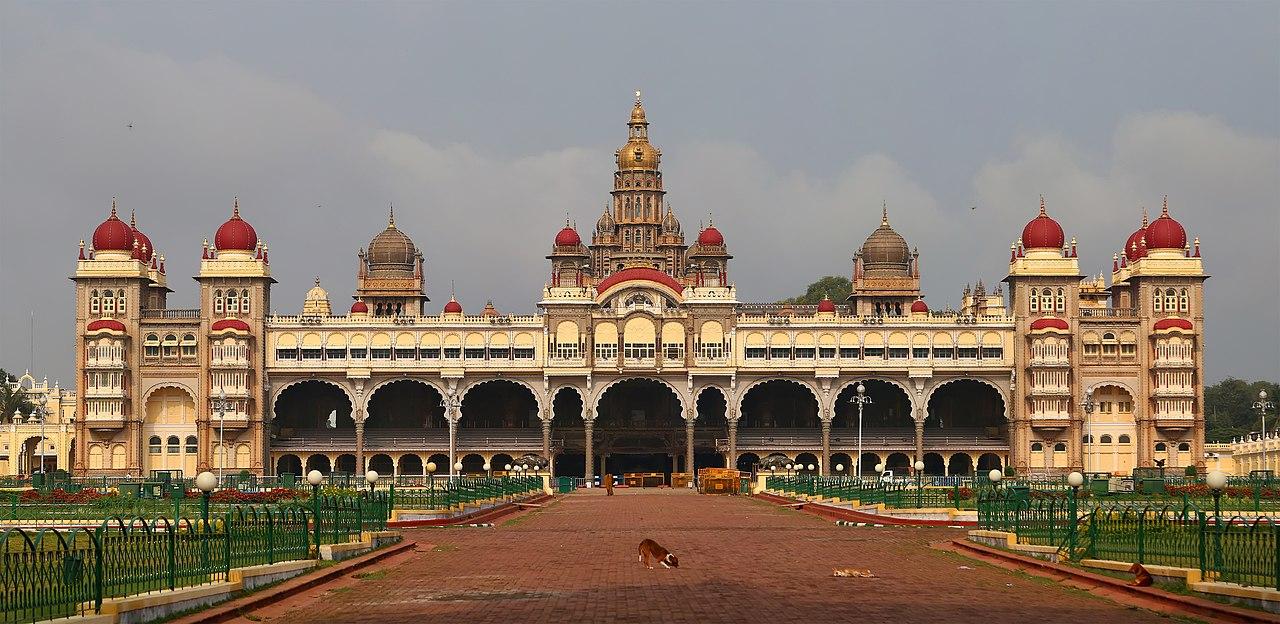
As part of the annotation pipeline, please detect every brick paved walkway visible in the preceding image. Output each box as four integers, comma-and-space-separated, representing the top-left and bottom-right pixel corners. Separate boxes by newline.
241, 490, 1170, 623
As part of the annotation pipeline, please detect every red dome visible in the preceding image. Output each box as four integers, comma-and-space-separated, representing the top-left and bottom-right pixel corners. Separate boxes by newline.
86, 319, 127, 333
698, 226, 724, 247
595, 267, 684, 294
211, 318, 251, 333
350, 300, 369, 314
214, 201, 258, 251
1124, 227, 1148, 261
443, 298, 463, 314
92, 206, 135, 252
1153, 317, 1193, 331
133, 228, 154, 262
1030, 317, 1070, 331
1145, 201, 1186, 250
1021, 199, 1064, 250
817, 297, 836, 313
910, 299, 929, 314
555, 225, 582, 247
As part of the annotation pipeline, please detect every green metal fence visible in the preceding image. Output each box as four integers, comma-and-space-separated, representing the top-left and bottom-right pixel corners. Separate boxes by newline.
383, 476, 541, 511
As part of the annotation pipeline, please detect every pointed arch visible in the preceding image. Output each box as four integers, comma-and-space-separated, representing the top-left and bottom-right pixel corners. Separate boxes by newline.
734, 377, 821, 417
459, 377, 544, 417
589, 376, 687, 420
924, 377, 1010, 423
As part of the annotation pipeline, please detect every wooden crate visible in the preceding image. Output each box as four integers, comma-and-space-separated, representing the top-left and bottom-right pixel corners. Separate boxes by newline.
671, 473, 692, 489
699, 477, 737, 494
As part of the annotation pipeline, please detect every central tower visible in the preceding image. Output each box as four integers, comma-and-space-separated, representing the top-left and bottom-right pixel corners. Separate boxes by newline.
591, 92, 687, 278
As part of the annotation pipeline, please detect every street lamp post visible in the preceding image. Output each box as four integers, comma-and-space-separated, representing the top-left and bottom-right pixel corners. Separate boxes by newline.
1067, 471, 1084, 555
195, 471, 217, 568
1208, 470, 1227, 572
1080, 390, 1095, 474
1255, 391, 1275, 472
914, 460, 926, 508
426, 462, 437, 510
849, 384, 873, 478
33, 403, 48, 476
306, 470, 323, 550
212, 390, 233, 484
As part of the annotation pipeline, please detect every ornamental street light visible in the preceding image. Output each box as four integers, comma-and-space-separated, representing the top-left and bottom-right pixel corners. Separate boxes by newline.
1080, 390, 1095, 473
306, 470, 324, 548
1255, 390, 1275, 472
1207, 470, 1228, 570
212, 390, 233, 483
1067, 471, 1084, 554
32, 403, 48, 476
914, 460, 926, 508
425, 461, 438, 509
849, 383, 873, 477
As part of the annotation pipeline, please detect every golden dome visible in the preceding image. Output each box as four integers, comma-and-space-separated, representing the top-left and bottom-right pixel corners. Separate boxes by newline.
367, 207, 418, 276
859, 206, 912, 277
616, 90, 661, 171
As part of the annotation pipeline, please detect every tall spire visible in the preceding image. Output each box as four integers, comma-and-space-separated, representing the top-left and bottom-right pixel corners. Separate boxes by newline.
881, 201, 889, 226
232, 196, 240, 218
1039, 194, 1047, 216
110, 197, 118, 219
388, 203, 396, 228
1161, 194, 1169, 216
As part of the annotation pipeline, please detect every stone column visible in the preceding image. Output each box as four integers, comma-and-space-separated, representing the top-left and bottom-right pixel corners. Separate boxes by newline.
448, 418, 458, 476
541, 419, 552, 467
727, 418, 738, 471
686, 419, 696, 480
820, 420, 832, 476
914, 420, 925, 466
354, 414, 365, 473
584, 419, 595, 486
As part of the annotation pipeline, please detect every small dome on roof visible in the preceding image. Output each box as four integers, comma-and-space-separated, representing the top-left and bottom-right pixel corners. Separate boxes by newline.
1021, 197, 1065, 250
214, 199, 258, 251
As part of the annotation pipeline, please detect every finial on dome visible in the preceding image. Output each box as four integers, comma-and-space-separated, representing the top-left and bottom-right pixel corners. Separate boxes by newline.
635, 89, 641, 105
110, 197, 118, 218
232, 196, 240, 218
130, 209, 137, 228
314, 276, 321, 287
881, 201, 889, 226
1162, 194, 1169, 216
1039, 195, 1046, 216
1141, 207, 1149, 227
388, 204, 396, 228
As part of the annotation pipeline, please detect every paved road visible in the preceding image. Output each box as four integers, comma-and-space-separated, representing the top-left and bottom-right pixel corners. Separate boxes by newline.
242, 489, 1169, 623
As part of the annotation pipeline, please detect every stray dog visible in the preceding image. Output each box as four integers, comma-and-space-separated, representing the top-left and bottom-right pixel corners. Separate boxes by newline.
833, 568, 877, 578
1129, 562, 1154, 587
638, 539, 679, 569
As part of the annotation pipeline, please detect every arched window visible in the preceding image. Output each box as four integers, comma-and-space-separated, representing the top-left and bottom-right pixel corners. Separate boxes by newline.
180, 334, 197, 358
1030, 442, 1044, 452
1053, 442, 1067, 452
214, 289, 224, 314
1154, 442, 1167, 452
1177, 442, 1191, 452
1055, 288, 1065, 312
1153, 289, 1162, 313
1178, 288, 1189, 312
1082, 435, 1093, 444
144, 333, 160, 358
166, 436, 180, 453
1118, 434, 1132, 444
1040, 288, 1053, 312
102, 291, 115, 315
241, 289, 250, 314
226, 290, 239, 314
1164, 288, 1177, 313
185, 435, 198, 453
1029, 289, 1038, 312
162, 333, 178, 358
90, 289, 100, 314
117, 289, 126, 315
148, 436, 162, 453
1102, 332, 1118, 356
1100, 434, 1113, 444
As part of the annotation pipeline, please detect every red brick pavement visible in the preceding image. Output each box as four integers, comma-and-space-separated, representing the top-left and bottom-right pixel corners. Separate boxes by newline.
236, 489, 1171, 623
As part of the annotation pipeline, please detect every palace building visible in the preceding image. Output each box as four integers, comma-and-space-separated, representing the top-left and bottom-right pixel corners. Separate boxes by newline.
69, 94, 1208, 480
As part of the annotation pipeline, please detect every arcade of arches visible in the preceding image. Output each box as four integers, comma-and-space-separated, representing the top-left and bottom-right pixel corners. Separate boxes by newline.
269, 376, 1011, 480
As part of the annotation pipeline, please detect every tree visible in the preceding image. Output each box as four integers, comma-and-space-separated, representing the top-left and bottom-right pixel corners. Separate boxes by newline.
777, 276, 852, 305
0, 368, 36, 424
1205, 377, 1280, 442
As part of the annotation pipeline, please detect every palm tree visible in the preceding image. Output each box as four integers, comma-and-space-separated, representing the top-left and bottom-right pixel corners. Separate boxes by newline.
0, 370, 37, 424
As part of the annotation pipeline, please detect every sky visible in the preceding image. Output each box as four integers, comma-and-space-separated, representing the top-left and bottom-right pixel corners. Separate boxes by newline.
1, 2, 1277, 385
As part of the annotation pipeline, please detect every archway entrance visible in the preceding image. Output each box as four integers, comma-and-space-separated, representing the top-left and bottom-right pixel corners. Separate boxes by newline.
695, 388, 728, 471
594, 379, 684, 480
551, 387, 585, 477
460, 380, 539, 458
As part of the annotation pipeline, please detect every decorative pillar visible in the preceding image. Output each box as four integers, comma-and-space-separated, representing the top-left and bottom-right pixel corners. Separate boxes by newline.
914, 420, 925, 466
354, 413, 365, 473
542, 419, 552, 466
584, 418, 595, 486
448, 418, 458, 477
727, 417, 738, 471
686, 418, 695, 479
820, 420, 832, 476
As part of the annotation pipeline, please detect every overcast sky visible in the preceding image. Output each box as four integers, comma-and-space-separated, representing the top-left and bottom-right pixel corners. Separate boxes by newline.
1, 2, 1277, 385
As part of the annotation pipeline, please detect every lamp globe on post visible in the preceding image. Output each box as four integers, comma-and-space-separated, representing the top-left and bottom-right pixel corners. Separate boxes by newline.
504, 463, 512, 472
365, 469, 379, 490
1066, 471, 1085, 553
835, 463, 844, 473
1208, 470, 1228, 569
195, 471, 217, 527
425, 462, 438, 509
988, 468, 1003, 494
306, 470, 324, 547
454, 461, 464, 477
483, 462, 491, 477
914, 460, 926, 508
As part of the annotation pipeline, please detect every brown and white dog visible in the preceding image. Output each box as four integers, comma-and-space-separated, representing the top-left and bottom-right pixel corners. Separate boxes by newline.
638, 539, 679, 569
